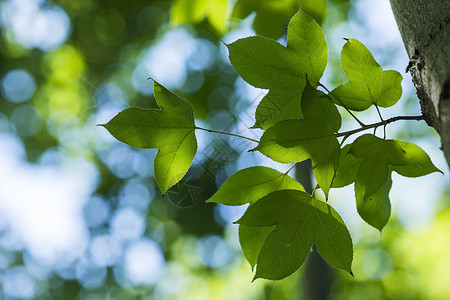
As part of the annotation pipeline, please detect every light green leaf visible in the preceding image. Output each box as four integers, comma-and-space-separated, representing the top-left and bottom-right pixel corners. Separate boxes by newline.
350, 134, 409, 200
227, 36, 305, 90
355, 173, 392, 231
255, 82, 341, 197
239, 225, 273, 270
287, 8, 328, 86
236, 190, 353, 280
332, 144, 363, 188
100, 81, 197, 195
391, 140, 442, 177
330, 39, 403, 111
206, 166, 304, 206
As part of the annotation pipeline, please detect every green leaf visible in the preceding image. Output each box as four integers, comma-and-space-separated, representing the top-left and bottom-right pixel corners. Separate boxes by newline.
287, 8, 328, 86
227, 36, 305, 90
100, 81, 197, 195
229, 9, 328, 130
236, 190, 353, 280
253, 85, 303, 130
391, 140, 442, 177
350, 134, 409, 200
355, 173, 392, 231
332, 144, 363, 188
255, 82, 341, 197
330, 39, 403, 111
239, 225, 273, 270
206, 166, 304, 206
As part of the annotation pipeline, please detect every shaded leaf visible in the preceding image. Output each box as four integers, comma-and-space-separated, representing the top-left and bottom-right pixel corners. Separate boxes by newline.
237, 190, 353, 280
255, 82, 341, 197
100, 81, 197, 195
330, 39, 403, 111
206, 166, 304, 206
332, 144, 363, 188
350, 134, 409, 200
356, 173, 392, 231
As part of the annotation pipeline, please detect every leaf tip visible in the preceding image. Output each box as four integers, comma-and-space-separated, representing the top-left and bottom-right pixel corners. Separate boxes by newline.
343, 37, 349, 41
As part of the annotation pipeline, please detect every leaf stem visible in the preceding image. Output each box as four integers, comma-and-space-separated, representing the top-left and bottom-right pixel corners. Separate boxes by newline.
336, 115, 425, 138
318, 82, 365, 127
284, 163, 297, 175
195, 126, 259, 143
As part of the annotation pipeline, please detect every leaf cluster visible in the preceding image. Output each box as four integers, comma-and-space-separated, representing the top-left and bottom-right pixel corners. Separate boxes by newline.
101, 9, 441, 281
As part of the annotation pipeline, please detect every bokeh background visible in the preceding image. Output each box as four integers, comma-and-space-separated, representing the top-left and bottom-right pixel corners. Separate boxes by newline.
0, 0, 449, 299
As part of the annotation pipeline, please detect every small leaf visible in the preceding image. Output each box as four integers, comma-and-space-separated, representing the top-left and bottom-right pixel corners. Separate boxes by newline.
332, 144, 363, 188
236, 190, 353, 280
350, 134, 409, 200
355, 173, 392, 231
330, 39, 403, 111
255, 82, 341, 197
100, 81, 197, 195
206, 166, 304, 206
391, 140, 442, 177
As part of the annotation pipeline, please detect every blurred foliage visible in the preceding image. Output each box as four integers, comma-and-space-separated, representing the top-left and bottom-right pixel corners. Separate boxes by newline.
0, 0, 448, 299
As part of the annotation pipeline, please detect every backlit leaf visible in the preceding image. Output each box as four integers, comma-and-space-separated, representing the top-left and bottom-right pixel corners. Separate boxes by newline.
332, 144, 363, 188
236, 190, 353, 280
100, 81, 197, 195
206, 166, 304, 206
391, 140, 442, 177
239, 225, 273, 270
330, 39, 403, 111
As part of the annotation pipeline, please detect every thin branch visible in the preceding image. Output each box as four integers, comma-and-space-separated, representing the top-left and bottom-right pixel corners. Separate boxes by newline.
336, 115, 425, 138
195, 126, 259, 143
375, 104, 384, 122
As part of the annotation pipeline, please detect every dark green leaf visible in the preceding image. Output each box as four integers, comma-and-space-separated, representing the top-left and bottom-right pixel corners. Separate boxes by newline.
237, 190, 353, 280
255, 82, 341, 197
356, 173, 392, 231
350, 134, 409, 200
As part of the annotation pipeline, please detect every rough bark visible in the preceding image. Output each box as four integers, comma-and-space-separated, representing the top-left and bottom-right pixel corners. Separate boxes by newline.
389, 0, 450, 169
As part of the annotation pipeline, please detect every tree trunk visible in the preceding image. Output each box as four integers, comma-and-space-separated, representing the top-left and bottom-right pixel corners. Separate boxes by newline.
389, 0, 450, 169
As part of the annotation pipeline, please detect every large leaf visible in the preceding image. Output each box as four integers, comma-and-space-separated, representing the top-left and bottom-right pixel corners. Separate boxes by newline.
349, 134, 410, 201
237, 189, 353, 280
239, 225, 273, 270
355, 173, 392, 231
255, 82, 341, 197
100, 81, 197, 195
330, 39, 403, 111
206, 166, 304, 206
391, 140, 442, 177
